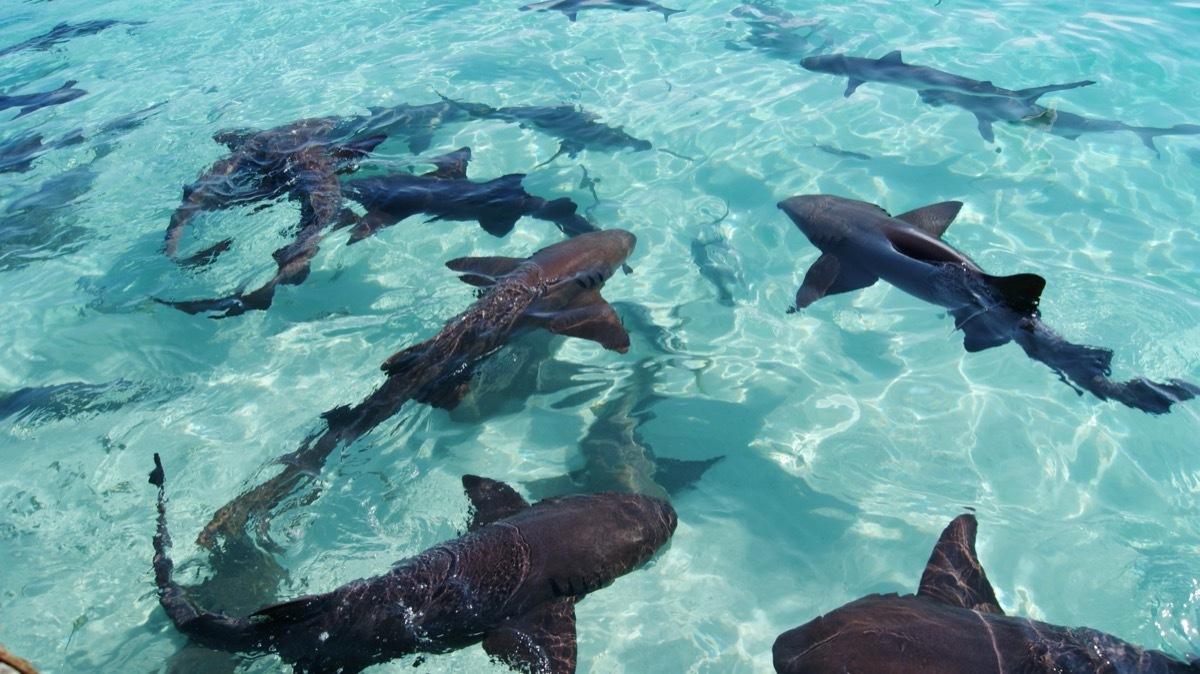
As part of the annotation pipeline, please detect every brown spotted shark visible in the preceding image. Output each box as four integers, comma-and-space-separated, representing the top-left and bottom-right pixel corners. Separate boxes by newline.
151, 455, 676, 674
774, 514, 1200, 673
198, 229, 636, 548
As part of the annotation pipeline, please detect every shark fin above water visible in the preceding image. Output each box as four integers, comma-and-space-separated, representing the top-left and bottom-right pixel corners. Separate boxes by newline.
916, 514, 1005, 614
483, 597, 578, 674
463, 474, 531, 531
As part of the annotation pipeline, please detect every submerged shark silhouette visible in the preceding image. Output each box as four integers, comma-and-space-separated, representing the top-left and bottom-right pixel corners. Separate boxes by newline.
0, 80, 87, 118
198, 229, 637, 548
519, 0, 683, 22
774, 514, 1200, 673
151, 455, 676, 674
800, 50, 1096, 101
780, 194, 1198, 414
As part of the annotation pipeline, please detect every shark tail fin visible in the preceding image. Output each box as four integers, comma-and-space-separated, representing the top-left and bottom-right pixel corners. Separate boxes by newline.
148, 453, 263, 652
1131, 124, 1200, 159
1014, 80, 1097, 103
982, 272, 1045, 315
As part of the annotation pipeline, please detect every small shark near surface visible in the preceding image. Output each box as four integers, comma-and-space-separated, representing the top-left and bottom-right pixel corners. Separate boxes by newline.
774, 514, 1200, 674
800, 50, 1095, 101
151, 455, 676, 674
0, 80, 87, 118
520, 0, 684, 22
439, 93, 652, 165
725, 2, 837, 63
340, 146, 598, 243
0, 20, 145, 58
780, 194, 1199, 414
527, 359, 724, 501
159, 117, 386, 317
198, 229, 636, 548
918, 87, 1200, 157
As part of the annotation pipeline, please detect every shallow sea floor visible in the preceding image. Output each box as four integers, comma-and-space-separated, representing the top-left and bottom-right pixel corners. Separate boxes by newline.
2, 0, 1200, 672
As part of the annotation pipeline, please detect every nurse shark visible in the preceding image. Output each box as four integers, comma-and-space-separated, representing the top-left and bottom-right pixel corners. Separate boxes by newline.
151, 455, 676, 674
779, 194, 1198, 414
198, 229, 636, 548
774, 514, 1200, 673
800, 50, 1095, 101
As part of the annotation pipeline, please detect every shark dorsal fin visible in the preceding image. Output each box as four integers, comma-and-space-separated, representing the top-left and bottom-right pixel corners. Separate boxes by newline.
421, 146, 472, 179
463, 475, 530, 531
250, 594, 328, 622
893, 201, 963, 239
880, 50, 904, 64
483, 597, 578, 674
445, 255, 525, 286
917, 514, 1004, 614
982, 272, 1045, 315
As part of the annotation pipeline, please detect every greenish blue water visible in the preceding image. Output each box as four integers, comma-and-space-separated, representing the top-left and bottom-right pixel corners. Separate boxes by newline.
2, 1, 1199, 672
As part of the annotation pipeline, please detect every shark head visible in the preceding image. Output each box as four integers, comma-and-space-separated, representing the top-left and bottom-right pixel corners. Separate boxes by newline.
799, 53, 847, 75
777, 194, 850, 250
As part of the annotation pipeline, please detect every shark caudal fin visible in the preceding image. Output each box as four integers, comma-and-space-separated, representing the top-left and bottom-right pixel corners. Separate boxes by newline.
1014, 80, 1097, 103
147, 454, 264, 652
1131, 124, 1200, 159
917, 514, 1005, 614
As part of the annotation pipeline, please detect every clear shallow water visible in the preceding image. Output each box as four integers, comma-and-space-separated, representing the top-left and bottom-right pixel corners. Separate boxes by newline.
2, 0, 1200, 672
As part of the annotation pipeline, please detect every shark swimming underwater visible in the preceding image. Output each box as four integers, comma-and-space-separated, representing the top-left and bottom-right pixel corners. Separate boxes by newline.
151, 455, 676, 674
0, 80, 87, 118
198, 229, 637, 548
800, 50, 1095, 101
779, 194, 1198, 414
340, 146, 598, 243
0, 19, 145, 58
773, 514, 1200, 673
519, 0, 684, 23
917, 87, 1200, 156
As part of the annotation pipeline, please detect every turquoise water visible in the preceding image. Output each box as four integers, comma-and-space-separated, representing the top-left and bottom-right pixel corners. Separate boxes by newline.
2, 0, 1200, 671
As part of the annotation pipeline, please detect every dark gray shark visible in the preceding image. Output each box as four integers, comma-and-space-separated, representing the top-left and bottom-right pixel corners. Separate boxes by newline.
800, 50, 1095, 101
520, 0, 683, 22
438, 93, 652, 165
774, 514, 1200, 673
918, 87, 1200, 157
159, 118, 386, 317
780, 194, 1198, 414
341, 146, 598, 242
691, 205, 746, 307
0, 20, 144, 58
527, 359, 724, 501
0, 132, 45, 174
199, 229, 636, 548
151, 455, 676, 674
0, 80, 87, 118
328, 100, 469, 154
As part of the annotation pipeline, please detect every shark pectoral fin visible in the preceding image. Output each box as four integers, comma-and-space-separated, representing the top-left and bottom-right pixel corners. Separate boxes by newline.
654, 455, 725, 495
893, 201, 963, 238
250, 593, 327, 623
917, 514, 1005, 614
406, 131, 434, 155
794, 253, 878, 311
446, 255, 525, 286
949, 307, 1011, 352
483, 598, 578, 674
1015, 80, 1097, 103
566, 11, 578, 21
331, 134, 387, 160
982, 272, 1045, 315
462, 475, 530, 531
479, 215, 521, 237
843, 78, 865, 98
975, 114, 996, 143
421, 146, 472, 179
544, 295, 631, 353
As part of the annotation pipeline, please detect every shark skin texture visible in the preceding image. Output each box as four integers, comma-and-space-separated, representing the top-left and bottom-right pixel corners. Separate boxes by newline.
774, 514, 1200, 674
150, 455, 676, 674
779, 194, 1198, 414
197, 229, 637, 550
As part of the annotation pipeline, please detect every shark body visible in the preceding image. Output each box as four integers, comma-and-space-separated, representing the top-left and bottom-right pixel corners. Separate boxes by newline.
519, 0, 683, 22
780, 194, 1198, 414
0, 80, 87, 118
151, 457, 676, 674
774, 514, 1200, 674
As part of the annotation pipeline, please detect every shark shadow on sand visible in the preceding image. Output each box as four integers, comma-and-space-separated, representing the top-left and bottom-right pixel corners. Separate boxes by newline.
197, 230, 636, 549
779, 194, 1198, 414
151, 454, 676, 674
774, 514, 1200, 673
